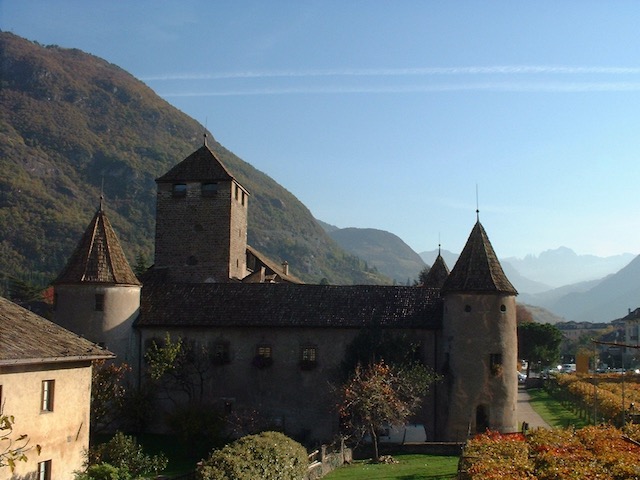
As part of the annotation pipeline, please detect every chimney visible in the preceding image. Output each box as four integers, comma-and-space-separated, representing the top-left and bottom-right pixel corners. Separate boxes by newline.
282, 261, 289, 276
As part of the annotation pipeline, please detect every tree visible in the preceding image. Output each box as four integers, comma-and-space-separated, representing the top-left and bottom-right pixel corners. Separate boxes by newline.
144, 333, 211, 404
516, 304, 534, 324
341, 325, 423, 378
518, 322, 563, 376
0, 412, 40, 472
416, 266, 430, 286
338, 360, 438, 463
90, 360, 130, 435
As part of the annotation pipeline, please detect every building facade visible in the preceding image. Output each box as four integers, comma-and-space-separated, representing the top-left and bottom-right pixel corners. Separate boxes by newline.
0, 297, 113, 480
52, 141, 518, 443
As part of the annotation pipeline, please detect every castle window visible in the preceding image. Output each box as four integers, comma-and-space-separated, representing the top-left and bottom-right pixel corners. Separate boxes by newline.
253, 345, 273, 369
211, 342, 231, 365
300, 346, 318, 370
241, 192, 246, 206
201, 182, 218, 197
41, 380, 55, 412
490, 353, 503, 376
500, 304, 507, 312
464, 305, 472, 313
95, 294, 104, 311
172, 183, 187, 197
235, 184, 239, 200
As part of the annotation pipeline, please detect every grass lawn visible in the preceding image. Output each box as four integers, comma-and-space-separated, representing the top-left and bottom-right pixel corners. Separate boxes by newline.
323, 454, 459, 480
527, 388, 590, 429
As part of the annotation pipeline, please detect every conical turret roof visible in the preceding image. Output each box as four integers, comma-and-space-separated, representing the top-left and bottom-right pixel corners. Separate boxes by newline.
422, 252, 450, 289
441, 221, 517, 295
53, 203, 141, 286
156, 140, 235, 183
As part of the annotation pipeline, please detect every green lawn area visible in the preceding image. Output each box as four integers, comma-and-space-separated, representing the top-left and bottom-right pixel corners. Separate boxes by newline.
323, 454, 459, 480
527, 387, 590, 429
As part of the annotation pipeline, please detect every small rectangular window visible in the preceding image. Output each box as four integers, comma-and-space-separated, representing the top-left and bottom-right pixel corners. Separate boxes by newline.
301, 346, 317, 362
490, 354, 503, 376
172, 183, 187, 197
41, 380, 54, 412
300, 346, 318, 370
257, 345, 272, 358
235, 184, 239, 200
253, 345, 273, 368
95, 294, 104, 311
38, 460, 52, 480
201, 182, 218, 197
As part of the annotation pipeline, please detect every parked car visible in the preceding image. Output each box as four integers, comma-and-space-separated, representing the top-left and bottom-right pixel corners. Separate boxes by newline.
518, 371, 527, 384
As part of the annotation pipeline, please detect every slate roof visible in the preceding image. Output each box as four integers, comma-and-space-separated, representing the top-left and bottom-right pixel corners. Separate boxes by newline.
137, 283, 443, 329
442, 221, 518, 295
0, 296, 114, 365
156, 142, 237, 183
53, 204, 141, 286
422, 253, 450, 289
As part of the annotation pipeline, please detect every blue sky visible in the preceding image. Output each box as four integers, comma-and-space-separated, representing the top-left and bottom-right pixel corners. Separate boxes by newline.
3, 1, 640, 258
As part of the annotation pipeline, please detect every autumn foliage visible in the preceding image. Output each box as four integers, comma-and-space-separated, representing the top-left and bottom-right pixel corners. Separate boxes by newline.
460, 425, 640, 479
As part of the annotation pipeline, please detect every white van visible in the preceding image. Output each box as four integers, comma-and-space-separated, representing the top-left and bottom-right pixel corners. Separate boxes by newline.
365, 424, 427, 444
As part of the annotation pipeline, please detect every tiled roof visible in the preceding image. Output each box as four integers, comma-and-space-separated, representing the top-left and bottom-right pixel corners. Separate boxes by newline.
53, 205, 141, 286
422, 253, 450, 289
0, 296, 114, 365
137, 283, 443, 329
156, 143, 236, 183
245, 245, 303, 284
442, 221, 517, 295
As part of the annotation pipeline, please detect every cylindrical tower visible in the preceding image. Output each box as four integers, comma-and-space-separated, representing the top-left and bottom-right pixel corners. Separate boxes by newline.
52, 202, 141, 365
439, 219, 518, 441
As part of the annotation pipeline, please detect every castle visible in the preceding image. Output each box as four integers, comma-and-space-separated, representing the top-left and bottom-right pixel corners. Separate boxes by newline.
52, 139, 519, 443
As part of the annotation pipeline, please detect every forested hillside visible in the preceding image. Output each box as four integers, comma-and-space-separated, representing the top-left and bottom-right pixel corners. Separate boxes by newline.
0, 32, 389, 289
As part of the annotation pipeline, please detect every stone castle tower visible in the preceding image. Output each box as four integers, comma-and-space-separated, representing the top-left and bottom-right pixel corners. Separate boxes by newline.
154, 137, 249, 283
439, 217, 519, 441
52, 200, 141, 364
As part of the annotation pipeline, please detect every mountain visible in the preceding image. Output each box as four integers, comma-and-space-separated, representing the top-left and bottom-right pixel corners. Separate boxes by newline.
543, 255, 640, 322
504, 247, 635, 288
324, 227, 426, 284
0, 32, 390, 287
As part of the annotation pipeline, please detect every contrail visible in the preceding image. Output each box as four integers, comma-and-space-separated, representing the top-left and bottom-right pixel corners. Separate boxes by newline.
159, 81, 640, 97
141, 65, 640, 82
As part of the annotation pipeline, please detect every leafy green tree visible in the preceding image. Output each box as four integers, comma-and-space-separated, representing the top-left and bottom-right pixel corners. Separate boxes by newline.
339, 360, 438, 463
341, 326, 422, 378
197, 431, 308, 480
88, 432, 167, 478
518, 322, 563, 376
144, 333, 212, 404
0, 412, 40, 472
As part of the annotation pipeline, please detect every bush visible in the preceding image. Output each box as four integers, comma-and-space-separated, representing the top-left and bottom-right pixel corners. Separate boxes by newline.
74, 463, 128, 480
89, 432, 167, 478
197, 431, 308, 480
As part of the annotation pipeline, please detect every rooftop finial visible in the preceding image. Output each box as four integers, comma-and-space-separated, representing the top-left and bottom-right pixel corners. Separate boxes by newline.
99, 177, 105, 212
475, 184, 480, 222
203, 132, 208, 147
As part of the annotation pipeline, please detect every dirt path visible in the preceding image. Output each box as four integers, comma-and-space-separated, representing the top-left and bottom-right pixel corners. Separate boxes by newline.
517, 386, 551, 430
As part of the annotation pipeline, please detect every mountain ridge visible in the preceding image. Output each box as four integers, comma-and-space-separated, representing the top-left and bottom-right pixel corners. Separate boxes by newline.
0, 32, 389, 287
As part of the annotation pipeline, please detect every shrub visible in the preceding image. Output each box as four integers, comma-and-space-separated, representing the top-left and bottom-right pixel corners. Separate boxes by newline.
197, 431, 308, 480
89, 432, 167, 478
